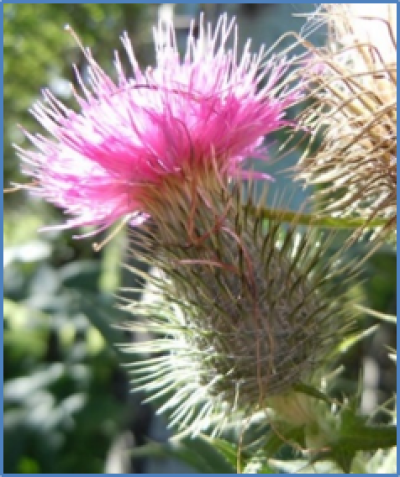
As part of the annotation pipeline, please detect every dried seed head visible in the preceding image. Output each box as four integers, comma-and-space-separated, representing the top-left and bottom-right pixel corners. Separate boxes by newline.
123, 183, 357, 434
295, 4, 396, 240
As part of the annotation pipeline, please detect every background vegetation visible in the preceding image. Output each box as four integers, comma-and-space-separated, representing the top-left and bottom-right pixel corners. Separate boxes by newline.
4, 4, 396, 473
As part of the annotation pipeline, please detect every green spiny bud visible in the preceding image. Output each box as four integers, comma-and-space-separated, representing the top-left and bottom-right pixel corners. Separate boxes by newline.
123, 182, 358, 434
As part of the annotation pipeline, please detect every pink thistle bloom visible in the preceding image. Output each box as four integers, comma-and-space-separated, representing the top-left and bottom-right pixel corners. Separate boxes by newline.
17, 14, 301, 234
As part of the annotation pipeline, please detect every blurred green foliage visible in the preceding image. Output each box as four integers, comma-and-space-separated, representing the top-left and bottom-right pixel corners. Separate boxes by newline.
4, 227, 131, 473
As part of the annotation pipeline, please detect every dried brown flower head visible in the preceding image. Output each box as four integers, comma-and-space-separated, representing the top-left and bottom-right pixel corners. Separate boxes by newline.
296, 4, 396, 239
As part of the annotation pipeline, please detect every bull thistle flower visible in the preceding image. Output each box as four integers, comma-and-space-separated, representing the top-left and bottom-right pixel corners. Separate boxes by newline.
16, 14, 300, 234
295, 4, 397, 239
15, 14, 359, 440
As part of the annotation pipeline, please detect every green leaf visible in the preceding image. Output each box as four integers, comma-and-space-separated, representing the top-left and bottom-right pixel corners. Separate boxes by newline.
313, 406, 397, 473
339, 424, 397, 451
206, 437, 239, 469
182, 434, 237, 473
331, 445, 355, 474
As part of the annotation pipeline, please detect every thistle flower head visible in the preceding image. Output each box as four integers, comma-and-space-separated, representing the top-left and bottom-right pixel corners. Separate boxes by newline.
17, 14, 301, 233
296, 4, 396, 238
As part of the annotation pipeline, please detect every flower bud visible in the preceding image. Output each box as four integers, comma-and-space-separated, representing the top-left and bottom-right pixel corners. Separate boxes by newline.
125, 185, 357, 434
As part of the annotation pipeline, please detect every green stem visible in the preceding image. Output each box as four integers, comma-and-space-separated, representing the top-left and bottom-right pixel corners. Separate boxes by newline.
245, 205, 388, 230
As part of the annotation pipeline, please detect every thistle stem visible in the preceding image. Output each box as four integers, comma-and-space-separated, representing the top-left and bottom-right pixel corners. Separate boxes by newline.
246, 205, 388, 230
